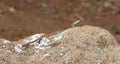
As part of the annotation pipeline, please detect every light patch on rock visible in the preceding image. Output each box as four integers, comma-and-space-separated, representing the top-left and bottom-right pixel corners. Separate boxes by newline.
53, 34, 63, 41
39, 37, 50, 46
49, 28, 71, 43
35, 44, 46, 50
22, 33, 44, 43
0, 39, 11, 44
14, 44, 22, 53
34, 37, 50, 50
43, 53, 50, 58
2, 45, 6, 48
6, 50, 12, 53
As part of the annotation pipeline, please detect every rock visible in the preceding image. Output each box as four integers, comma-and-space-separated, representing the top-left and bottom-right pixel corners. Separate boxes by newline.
59, 25, 119, 48
39, 42, 120, 64
0, 25, 120, 64
39, 25, 120, 64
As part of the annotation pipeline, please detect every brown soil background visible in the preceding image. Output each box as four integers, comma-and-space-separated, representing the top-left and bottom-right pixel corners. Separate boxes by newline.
0, 0, 120, 43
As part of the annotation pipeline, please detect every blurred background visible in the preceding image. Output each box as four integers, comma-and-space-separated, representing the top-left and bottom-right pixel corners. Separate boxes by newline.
0, 0, 120, 43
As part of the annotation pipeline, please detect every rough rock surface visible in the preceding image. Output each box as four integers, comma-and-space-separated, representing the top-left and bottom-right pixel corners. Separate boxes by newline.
60, 25, 119, 48
0, 25, 120, 64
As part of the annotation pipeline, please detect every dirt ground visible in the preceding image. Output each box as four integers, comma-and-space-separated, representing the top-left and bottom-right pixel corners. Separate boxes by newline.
0, 0, 120, 43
